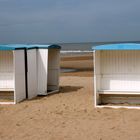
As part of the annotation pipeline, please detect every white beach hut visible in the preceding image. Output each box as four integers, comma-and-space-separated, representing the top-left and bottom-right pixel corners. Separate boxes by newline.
93, 44, 140, 109
0, 45, 26, 104
27, 45, 61, 99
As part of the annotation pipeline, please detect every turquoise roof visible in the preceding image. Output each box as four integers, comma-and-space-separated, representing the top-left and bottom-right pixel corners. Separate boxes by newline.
0, 44, 61, 50
0, 44, 27, 50
27, 44, 61, 49
93, 43, 140, 50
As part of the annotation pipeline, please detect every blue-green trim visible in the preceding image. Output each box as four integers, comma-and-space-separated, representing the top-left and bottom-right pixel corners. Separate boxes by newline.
93, 43, 140, 50
27, 44, 61, 49
0, 44, 61, 50
0, 44, 27, 50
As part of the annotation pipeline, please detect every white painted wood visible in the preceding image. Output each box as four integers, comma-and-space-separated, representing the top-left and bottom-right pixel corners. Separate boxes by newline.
31, 48, 60, 96
0, 51, 14, 89
101, 74, 140, 91
14, 50, 26, 103
96, 105, 140, 109
94, 50, 140, 108
94, 51, 101, 106
0, 102, 15, 105
100, 50, 140, 91
0, 73, 14, 89
0, 50, 15, 104
94, 51, 97, 107
0, 88, 14, 91
0, 47, 60, 104
37, 49, 48, 95
100, 50, 140, 74
27, 49, 37, 99
0, 51, 13, 72
98, 90, 140, 95
47, 49, 60, 92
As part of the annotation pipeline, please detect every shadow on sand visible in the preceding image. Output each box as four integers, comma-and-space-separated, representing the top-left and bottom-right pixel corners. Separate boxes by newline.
59, 86, 83, 93
27, 86, 83, 101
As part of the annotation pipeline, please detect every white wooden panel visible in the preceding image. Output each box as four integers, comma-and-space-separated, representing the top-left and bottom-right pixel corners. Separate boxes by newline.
94, 51, 100, 75
0, 51, 14, 89
101, 75, 140, 91
14, 50, 26, 103
27, 49, 37, 99
0, 51, 13, 72
48, 49, 60, 68
100, 50, 140, 91
94, 51, 101, 90
47, 49, 60, 92
101, 50, 140, 74
47, 69, 59, 91
37, 49, 48, 95
0, 73, 13, 89
94, 51, 101, 105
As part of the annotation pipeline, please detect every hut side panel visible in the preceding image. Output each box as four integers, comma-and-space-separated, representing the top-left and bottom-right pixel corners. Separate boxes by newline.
14, 50, 26, 103
100, 50, 140, 91
0, 51, 14, 90
47, 49, 60, 91
27, 49, 37, 99
94, 51, 101, 105
37, 49, 48, 95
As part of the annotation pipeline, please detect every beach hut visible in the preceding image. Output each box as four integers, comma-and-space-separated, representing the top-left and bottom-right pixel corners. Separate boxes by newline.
27, 45, 61, 98
0, 45, 26, 104
93, 44, 140, 108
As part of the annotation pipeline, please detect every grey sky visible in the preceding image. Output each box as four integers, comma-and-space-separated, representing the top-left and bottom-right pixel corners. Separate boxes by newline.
0, 0, 140, 43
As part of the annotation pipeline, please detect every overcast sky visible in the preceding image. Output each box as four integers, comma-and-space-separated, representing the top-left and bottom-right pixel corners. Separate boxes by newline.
0, 0, 140, 43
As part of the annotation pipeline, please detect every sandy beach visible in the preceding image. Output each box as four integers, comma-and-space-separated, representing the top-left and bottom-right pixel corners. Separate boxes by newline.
0, 53, 140, 140
60, 53, 93, 70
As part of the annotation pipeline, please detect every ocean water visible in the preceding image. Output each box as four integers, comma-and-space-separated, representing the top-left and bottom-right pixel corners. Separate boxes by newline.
59, 41, 140, 72
59, 41, 140, 54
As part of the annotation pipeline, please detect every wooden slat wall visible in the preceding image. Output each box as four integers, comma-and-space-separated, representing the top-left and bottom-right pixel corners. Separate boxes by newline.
27, 49, 37, 99
47, 49, 60, 91
94, 51, 101, 105
14, 50, 26, 103
100, 50, 140, 91
0, 51, 14, 89
0, 51, 13, 72
37, 49, 48, 95
101, 50, 140, 74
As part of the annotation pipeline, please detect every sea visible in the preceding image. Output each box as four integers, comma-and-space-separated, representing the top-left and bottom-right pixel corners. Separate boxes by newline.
58, 41, 140, 72
58, 41, 140, 55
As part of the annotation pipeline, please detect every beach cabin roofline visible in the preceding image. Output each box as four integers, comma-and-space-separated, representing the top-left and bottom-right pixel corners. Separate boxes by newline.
93, 43, 140, 109
92, 43, 140, 50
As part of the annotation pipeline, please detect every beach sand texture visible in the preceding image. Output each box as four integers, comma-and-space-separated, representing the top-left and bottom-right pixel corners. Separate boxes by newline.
0, 53, 140, 140
61, 53, 93, 70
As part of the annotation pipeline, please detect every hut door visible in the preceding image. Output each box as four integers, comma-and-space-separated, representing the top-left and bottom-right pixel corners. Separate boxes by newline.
47, 49, 59, 92
37, 49, 48, 95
